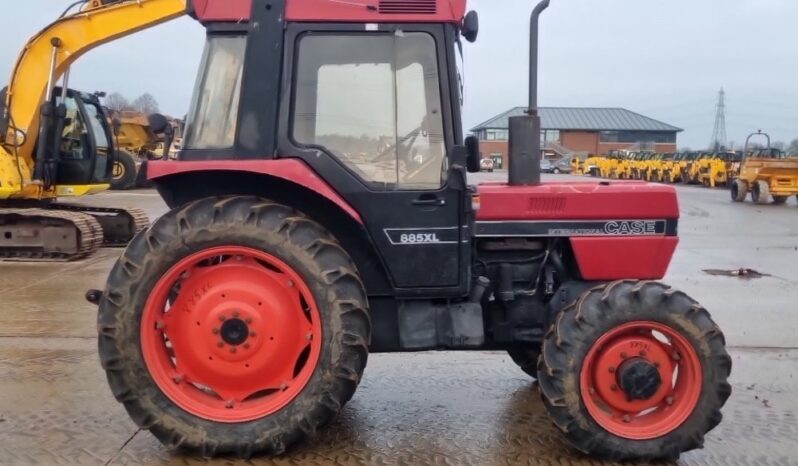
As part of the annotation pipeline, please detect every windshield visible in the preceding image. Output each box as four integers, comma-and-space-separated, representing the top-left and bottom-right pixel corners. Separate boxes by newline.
183, 35, 246, 150
82, 102, 110, 152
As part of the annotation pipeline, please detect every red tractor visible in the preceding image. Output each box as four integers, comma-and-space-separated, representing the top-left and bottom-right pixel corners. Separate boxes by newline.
92, 0, 731, 460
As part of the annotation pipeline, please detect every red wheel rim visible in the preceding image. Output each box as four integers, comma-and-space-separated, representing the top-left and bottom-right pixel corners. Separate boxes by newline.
579, 321, 702, 439
140, 246, 322, 423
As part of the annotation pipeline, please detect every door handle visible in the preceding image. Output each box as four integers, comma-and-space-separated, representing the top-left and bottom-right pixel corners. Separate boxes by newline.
412, 196, 446, 207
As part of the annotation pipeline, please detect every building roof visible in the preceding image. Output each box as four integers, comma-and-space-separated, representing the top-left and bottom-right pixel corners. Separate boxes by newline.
470, 107, 683, 133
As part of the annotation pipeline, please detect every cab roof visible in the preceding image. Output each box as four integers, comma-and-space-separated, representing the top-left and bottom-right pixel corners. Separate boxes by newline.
189, 0, 467, 24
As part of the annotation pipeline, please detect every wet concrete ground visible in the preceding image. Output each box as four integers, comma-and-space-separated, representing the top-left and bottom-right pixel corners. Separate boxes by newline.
1, 174, 797, 465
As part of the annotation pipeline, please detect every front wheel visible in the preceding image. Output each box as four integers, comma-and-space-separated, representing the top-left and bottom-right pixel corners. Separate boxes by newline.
110, 150, 138, 190
98, 196, 370, 457
538, 281, 731, 461
731, 179, 748, 202
752, 180, 771, 204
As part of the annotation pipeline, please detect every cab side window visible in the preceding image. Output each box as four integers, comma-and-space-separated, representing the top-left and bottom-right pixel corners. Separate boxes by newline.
292, 32, 446, 190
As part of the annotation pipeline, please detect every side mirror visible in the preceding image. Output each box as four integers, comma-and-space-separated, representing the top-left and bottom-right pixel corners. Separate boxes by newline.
147, 113, 169, 135
462, 11, 479, 43
465, 135, 481, 173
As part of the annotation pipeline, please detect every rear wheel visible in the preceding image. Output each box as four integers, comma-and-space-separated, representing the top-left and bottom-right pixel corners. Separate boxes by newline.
98, 196, 370, 457
731, 179, 748, 202
538, 281, 731, 461
110, 150, 138, 190
772, 195, 788, 204
507, 348, 540, 379
752, 180, 771, 204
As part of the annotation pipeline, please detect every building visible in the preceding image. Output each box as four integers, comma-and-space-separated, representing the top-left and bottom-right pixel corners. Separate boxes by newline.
470, 107, 681, 169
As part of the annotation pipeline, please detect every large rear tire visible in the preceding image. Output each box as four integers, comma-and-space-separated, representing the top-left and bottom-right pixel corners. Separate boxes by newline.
98, 196, 370, 457
772, 195, 788, 204
110, 150, 138, 190
731, 179, 748, 202
538, 280, 731, 461
752, 180, 771, 204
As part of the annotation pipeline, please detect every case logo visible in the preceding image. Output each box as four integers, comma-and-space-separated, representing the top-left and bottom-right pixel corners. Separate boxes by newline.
604, 221, 658, 235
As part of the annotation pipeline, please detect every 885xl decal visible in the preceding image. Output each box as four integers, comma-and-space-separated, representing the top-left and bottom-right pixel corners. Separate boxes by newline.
383, 227, 459, 245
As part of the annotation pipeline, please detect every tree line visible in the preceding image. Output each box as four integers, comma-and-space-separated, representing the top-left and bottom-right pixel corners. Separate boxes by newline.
104, 92, 160, 115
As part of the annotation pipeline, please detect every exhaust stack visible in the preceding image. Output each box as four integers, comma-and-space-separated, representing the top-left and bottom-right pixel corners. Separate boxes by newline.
508, 0, 550, 186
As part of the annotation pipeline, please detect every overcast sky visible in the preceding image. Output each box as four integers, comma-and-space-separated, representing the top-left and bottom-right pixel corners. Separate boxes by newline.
2, 0, 797, 149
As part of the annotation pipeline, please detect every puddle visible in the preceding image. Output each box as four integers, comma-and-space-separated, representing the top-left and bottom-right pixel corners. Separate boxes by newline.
702, 268, 771, 279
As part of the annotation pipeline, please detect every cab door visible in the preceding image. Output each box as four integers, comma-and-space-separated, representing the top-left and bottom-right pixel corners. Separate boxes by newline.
282, 25, 466, 294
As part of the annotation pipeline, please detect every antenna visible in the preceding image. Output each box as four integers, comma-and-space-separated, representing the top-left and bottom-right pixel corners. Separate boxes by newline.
709, 87, 727, 151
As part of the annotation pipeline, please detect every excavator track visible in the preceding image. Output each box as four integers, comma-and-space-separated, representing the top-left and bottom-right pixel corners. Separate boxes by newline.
0, 208, 104, 261
53, 204, 150, 246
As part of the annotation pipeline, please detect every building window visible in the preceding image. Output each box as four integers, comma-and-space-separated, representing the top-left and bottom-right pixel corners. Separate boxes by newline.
490, 152, 503, 169
540, 130, 560, 146
485, 129, 508, 141
599, 131, 676, 144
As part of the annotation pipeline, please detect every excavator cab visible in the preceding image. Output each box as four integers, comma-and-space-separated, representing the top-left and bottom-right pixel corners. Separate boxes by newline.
48, 88, 115, 186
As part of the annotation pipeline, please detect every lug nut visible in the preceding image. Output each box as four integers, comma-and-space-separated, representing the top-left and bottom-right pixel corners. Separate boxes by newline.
608, 366, 616, 373
622, 414, 631, 423
620, 352, 628, 359
653, 362, 661, 369
217, 341, 224, 348
232, 310, 240, 318
306, 332, 313, 340
243, 343, 250, 349
639, 350, 647, 357
245, 317, 252, 324
230, 347, 237, 354
173, 375, 183, 384
155, 320, 165, 330
226, 400, 234, 408
666, 396, 674, 406
610, 384, 618, 391
212, 327, 220, 334
589, 387, 596, 395
250, 331, 257, 337
218, 315, 226, 322
287, 280, 294, 288
672, 352, 681, 361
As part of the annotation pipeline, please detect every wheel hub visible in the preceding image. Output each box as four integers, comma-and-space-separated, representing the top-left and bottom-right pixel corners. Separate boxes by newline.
140, 246, 323, 423
579, 321, 704, 440
220, 317, 249, 346
618, 358, 662, 400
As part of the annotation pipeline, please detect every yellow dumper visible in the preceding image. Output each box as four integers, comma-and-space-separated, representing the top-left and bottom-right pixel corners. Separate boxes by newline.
731, 148, 798, 204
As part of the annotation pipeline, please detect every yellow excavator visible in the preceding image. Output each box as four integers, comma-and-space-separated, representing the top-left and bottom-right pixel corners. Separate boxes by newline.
0, 0, 184, 259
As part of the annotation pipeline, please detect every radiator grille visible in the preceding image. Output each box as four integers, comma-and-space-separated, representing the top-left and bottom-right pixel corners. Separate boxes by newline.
528, 197, 566, 213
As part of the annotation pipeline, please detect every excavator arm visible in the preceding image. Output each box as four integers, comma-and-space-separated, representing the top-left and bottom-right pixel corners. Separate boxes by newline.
0, 0, 185, 199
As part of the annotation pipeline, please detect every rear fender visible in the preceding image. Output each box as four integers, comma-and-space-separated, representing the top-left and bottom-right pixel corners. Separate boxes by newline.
148, 159, 393, 295
148, 159, 362, 223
